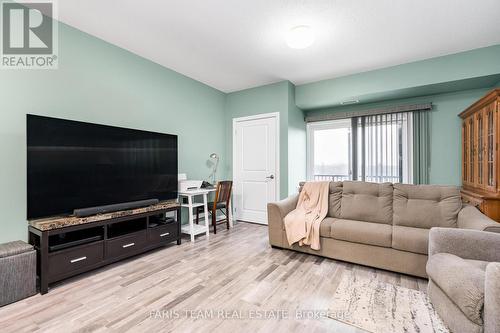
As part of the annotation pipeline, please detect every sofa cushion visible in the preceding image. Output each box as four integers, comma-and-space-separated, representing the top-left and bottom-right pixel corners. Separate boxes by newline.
392, 226, 429, 254
330, 219, 392, 247
300, 181, 343, 218
320, 217, 335, 238
327, 182, 343, 218
340, 181, 393, 224
427, 253, 485, 325
393, 184, 461, 229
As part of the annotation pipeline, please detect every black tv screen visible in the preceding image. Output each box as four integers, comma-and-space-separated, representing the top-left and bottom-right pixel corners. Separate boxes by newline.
27, 115, 178, 219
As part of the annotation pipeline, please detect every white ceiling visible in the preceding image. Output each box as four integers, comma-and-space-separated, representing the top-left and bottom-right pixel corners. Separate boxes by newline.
57, 0, 500, 93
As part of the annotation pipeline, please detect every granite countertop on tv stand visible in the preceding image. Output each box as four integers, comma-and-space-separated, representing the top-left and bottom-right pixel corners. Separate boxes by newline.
29, 200, 180, 231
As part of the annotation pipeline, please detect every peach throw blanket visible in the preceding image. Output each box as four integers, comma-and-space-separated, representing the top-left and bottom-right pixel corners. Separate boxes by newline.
284, 181, 329, 250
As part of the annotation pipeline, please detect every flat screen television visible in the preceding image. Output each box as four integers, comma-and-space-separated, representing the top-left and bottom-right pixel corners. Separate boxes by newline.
27, 115, 178, 219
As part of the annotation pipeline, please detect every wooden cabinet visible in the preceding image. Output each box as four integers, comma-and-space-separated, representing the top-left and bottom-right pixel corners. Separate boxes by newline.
460, 89, 500, 221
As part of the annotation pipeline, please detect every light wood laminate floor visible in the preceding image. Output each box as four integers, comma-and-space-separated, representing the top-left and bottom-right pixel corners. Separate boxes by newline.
0, 222, 427, 333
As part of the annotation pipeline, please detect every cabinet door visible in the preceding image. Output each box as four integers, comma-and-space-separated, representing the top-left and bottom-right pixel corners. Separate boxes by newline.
476, 109, 485, 188
468, 116, 475, 185
462, 120, 469, 185
485, 104, 497, 192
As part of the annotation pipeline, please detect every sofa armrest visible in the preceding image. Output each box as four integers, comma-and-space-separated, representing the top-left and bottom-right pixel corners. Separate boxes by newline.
267, 194, 299, 247
485, 263, 500, 333
458, 205, 500, 232
428, 227, 500, 262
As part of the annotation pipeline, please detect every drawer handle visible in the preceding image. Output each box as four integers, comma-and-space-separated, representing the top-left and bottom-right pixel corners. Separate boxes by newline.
122, 243, 135, 248
160, 232, 170, 237
70, 256, 87, 263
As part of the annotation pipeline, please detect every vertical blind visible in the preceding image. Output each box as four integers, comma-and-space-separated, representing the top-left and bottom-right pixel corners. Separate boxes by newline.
412, 111, 430, 184
355, 112, 411, 183
307, 104, 431, 184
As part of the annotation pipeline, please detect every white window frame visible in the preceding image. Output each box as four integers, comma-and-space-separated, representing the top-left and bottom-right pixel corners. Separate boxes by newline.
306, 119, 352, 181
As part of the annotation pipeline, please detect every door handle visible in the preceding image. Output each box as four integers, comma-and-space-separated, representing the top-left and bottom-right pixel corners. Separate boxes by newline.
266, 175, 275, 180
122, 243, 135, 248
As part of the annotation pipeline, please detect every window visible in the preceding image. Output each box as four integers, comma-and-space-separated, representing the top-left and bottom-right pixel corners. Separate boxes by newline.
307, 113, 413, 183
307, 119, 352, 181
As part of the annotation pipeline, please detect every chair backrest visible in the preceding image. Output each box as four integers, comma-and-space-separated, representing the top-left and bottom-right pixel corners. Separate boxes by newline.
214, 181, 232, 209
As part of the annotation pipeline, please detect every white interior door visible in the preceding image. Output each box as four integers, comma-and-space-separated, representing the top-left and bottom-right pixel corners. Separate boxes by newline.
233, 113, 279, 224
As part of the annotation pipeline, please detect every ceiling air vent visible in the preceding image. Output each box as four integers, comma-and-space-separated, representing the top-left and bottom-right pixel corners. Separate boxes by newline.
340, 99, 360, 105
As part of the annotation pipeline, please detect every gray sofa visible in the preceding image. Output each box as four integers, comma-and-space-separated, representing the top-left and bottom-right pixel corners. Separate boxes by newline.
268, 181, 500, 278
427, 228, 500, 333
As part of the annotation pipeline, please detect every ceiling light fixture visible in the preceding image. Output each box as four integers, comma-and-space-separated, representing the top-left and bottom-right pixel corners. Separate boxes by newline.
286, 25, 315, 49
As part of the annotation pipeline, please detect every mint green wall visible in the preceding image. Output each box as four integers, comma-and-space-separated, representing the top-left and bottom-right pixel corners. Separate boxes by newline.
287, 83, 306, 194
0, 23, 226, 244
306, 88, 492, 185
224, 81, 307, 198
296, 45, 500, 109
224, 81, 290, 198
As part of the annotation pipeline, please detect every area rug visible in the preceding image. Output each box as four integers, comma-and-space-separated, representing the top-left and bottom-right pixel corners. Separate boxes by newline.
328, 272, 449, 333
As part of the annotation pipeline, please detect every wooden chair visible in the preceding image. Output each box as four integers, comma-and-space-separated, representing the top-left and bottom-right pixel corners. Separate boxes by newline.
196, 181, 232, 234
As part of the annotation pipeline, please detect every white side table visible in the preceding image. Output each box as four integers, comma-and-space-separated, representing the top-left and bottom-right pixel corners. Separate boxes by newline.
178, 189, 215, 242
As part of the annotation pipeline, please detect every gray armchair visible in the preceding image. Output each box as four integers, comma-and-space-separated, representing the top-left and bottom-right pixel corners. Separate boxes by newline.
427, 227, 500, 333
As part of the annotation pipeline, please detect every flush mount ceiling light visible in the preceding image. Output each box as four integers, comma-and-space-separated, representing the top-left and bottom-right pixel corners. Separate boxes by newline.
286, 25, 315, 49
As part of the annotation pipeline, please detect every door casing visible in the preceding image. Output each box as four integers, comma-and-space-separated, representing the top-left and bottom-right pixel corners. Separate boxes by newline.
232, 112, 280, 224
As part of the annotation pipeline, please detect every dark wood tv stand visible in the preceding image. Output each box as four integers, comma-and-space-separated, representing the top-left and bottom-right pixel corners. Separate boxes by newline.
28, 201, 181, 294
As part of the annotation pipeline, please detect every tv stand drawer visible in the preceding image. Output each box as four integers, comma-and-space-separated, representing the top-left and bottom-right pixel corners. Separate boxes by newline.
149, 223, 178, 244
48, 241, 104, 280
106, 230, 147, 259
